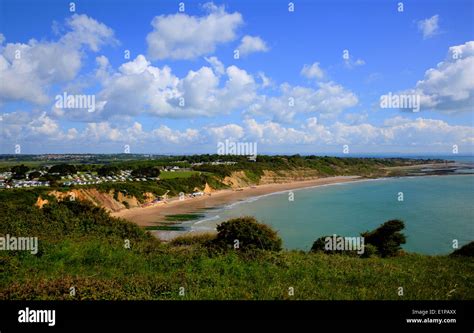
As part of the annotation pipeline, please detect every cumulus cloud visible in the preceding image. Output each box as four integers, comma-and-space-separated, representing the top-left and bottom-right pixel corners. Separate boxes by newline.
301, 62, 324, 79
204, 56, 225, 75
242, 116, 473, 148
146, 3, 243, 60
418, 15, 440, 39
248, 81, 358, 123
0, 14, 116, 105
396, 41, 474, 112
206, 123, 245, 141
2, 110, 473, 152
237, 35, 269, 56
90, 54, 257, 119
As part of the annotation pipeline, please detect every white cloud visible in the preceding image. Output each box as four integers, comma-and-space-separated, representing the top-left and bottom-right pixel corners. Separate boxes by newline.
0, 14, 116, 105
237, 35, 269, 56
418, 15, 440, 39
204, 56, 225, 75
207, 123, 244, 141
2, 110, 472, 152
301, 62, 324, 79
258, 72, 272, 88
248, 81, 358, 123
91, 55, 258, 119
397, 41, 474, 112
146, 3, 243, 60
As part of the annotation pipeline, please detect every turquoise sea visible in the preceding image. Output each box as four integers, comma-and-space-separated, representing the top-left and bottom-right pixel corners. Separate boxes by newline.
188, 174, 474, 254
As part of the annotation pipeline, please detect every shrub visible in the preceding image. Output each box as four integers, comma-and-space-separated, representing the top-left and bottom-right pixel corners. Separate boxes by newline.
450, 241, 474, 257
360, 243, 378, 258
310, 235, 333, 253
310, 235, 363, 257
212, 217, 282, 252
361, 219, 406, 257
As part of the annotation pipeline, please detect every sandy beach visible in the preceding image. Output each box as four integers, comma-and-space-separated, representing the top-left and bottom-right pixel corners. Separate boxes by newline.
111, 176, 361, 227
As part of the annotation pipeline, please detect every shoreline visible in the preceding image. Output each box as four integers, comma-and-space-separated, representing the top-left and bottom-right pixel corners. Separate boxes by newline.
111, 175, 361, 227
110, 162, 470, 241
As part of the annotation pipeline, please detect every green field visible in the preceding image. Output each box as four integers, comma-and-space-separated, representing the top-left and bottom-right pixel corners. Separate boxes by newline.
159, 171, 202, 179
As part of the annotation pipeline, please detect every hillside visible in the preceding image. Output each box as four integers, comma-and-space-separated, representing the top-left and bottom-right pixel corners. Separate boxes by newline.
1, 197, 473, 300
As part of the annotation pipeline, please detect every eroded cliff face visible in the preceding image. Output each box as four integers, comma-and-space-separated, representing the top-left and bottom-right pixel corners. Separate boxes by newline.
43, 189, 150, 212
223, 169, 321, 188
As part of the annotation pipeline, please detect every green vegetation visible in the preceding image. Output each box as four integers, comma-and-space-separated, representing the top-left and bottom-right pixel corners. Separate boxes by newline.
97, 165, 119, 176
362, 219, 406, 257
164, 214, 205, 222
159, 171, 202, 179
92, 173, 225, 202
451, 241, 474, 257
11, 164, 29, 179
49, 164, 77, 176
0, 196, 473, 300
144, 225, 185, 231
131, 166, 160, 178
211, 216, 282, 252
311, 220, 407, 258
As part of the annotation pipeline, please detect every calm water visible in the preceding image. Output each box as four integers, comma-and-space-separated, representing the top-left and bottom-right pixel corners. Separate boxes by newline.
188, 174, 474, 254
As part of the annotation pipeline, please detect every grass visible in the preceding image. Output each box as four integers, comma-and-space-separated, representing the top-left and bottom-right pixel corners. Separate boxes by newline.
1, 195, 473, 300
159, 171, 202, 179
1, 239, 473, 300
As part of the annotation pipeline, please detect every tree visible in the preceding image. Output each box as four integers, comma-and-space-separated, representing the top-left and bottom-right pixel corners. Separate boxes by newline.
212, 216, 282, 252
28, 171, 41, 180
361, 219, 406, 257
450, 241, 474, 257
131, 167, 160, 178
97, 166, 119, 177
11, 164, 29, 179
49, 164, 77, 176
311, 235, 335, 253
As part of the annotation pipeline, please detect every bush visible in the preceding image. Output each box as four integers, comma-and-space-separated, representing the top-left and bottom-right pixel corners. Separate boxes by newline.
450, 241, 474, 257
360, 243, 378, 258
212, 217, 282, 252
310, 234, 363, 257
310, 235, 334, 253
361, 219, 406, 257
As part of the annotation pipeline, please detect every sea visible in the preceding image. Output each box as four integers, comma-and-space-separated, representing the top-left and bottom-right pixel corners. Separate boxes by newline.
183, 156, 474, 254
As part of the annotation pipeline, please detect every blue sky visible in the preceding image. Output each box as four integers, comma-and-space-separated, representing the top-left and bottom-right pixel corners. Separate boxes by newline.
0, 0, 473, 154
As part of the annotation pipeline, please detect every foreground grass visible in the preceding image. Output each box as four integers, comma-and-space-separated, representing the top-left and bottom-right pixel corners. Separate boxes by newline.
1, 199, 472, 300
1, 238, 472, 300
